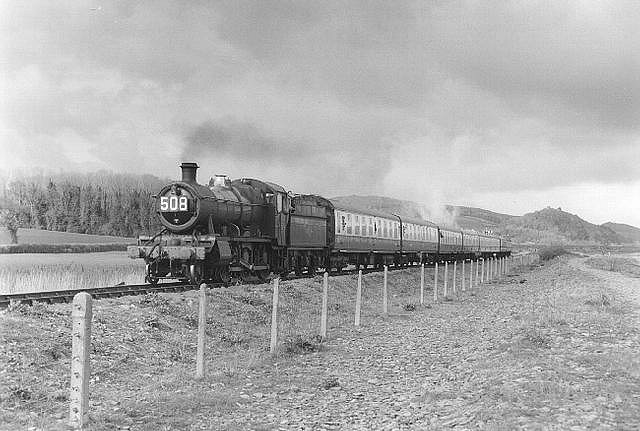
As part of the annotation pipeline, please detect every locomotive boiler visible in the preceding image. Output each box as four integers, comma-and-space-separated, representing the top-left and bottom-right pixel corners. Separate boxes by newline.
129, 162, 292, 284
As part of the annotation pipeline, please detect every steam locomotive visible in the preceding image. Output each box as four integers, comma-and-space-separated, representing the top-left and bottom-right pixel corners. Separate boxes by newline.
128, 163, 511, 284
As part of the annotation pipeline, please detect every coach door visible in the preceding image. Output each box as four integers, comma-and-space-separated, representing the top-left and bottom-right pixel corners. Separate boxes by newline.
274, 192, 289, 246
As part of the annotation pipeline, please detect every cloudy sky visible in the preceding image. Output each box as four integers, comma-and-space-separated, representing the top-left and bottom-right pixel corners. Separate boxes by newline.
1, 1, 639, 226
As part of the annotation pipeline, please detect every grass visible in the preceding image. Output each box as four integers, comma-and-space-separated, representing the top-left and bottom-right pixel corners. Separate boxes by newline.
0, 265, 432, 430
585, 255, 640, 278
2, 259, 639, 429
0, 252, 144, 294
0, 228, 135, 246
538, 245, 569, 261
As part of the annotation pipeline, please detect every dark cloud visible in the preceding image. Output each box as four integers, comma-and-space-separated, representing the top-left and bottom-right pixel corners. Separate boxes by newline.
1, 0, 639, 224
184, 119, 299, 160
182, 118, 395, 195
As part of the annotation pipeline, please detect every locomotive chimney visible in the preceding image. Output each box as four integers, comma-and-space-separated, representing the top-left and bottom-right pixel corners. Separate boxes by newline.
180, 162, 199, 183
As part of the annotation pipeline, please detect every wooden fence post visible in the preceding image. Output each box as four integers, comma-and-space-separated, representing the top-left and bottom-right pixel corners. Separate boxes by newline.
443, 261, 449, 298
383, 265, 388, 316
320, 272, 329, 340
70, 292, 92, 429
433, 262, 439, 302
420, 263, 425, 305
196, 284, 207, 379
270, 278, 279, 354
461, 260, 466, 291
355, 270, 362, 326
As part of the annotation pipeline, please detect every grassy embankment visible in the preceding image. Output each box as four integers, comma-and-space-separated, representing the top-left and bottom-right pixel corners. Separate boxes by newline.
2, 269, 425, 429
2, 256, 640, 429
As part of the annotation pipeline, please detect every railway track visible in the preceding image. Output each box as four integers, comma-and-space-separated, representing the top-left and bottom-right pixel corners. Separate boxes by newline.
0, 261, 457, 308
0, 281, 201, 307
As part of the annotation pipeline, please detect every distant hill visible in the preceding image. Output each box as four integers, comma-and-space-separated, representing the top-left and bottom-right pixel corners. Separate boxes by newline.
331, 195, 636, 245
499, 207, 623, 245
602, 222, 640, 243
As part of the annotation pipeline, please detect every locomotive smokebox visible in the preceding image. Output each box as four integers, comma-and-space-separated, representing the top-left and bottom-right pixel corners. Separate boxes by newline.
180, 162, 199, 183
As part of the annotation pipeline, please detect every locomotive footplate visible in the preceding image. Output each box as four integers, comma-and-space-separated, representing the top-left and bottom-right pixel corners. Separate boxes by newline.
128, 245, 206, 260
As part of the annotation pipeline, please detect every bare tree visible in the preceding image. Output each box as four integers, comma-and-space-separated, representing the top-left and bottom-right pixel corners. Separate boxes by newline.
0, 208, 19, 244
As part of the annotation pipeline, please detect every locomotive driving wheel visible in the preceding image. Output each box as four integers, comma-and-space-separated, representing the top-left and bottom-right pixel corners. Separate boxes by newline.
215, 267, 231, 284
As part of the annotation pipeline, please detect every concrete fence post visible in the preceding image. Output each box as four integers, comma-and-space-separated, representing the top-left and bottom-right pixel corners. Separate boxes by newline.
462, 260, 466, 291
70, 292, 92, 429
492, 257, 496, 279
355, 270, 362, 326
444, 261, 449, 298
453, 260, 457, 295
433, 262, 439, 302
470, 259, 474, 289
420, 263, 425, 305
493, 257, 497, 279
383, 265, 388, 316
320, 272, 329, 340
270, 278, 280, 354
196, 284, 207, 379
486, 258, 490, 281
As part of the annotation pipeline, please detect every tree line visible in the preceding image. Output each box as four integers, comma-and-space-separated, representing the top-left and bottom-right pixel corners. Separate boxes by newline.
0, 172, 168, 242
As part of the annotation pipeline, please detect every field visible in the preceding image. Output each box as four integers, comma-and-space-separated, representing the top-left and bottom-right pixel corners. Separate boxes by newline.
0, 228, 134, 245
585, 253, 640, 278
1, 254, 640, 429
0, 252, 145, 294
